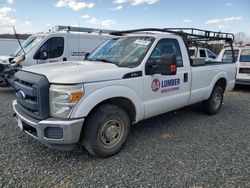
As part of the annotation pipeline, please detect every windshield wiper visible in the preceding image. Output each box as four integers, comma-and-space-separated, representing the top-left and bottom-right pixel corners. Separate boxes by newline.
95, 58, 118, 66
13, 26, 26, 55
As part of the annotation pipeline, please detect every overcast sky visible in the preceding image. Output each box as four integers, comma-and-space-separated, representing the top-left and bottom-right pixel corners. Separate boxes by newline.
0, 0, 249, 35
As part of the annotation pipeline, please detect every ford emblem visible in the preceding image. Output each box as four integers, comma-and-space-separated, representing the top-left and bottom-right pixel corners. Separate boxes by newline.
17, 90, 26, 100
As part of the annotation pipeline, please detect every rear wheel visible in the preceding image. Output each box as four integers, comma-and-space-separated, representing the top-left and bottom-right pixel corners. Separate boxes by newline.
202, 85, 224, 115
82, 104, 131, 157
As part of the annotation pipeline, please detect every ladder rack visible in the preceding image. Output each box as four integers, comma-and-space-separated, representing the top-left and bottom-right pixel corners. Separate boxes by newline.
164, 28, 234, 41
52, 25, 117, 34
110, 28, 234, 43
110, 27, 235, 62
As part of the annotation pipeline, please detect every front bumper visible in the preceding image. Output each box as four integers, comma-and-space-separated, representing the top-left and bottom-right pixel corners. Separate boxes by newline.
13, 100, 84, 151
235, 79, 250, 85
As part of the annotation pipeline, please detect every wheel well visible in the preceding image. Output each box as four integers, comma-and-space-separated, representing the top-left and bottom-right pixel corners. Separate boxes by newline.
89, 97, 136, 123
215, 78, 227, 92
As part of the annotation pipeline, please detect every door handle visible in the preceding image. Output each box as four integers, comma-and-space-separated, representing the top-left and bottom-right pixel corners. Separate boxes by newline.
184, 73, 188, 82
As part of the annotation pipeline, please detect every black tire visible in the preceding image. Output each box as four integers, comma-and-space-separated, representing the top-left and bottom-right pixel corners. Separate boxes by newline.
202, 85, 224, 115
82, 104, 131, 157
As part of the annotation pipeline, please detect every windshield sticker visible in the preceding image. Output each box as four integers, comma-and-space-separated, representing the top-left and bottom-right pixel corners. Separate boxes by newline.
134, 40, 150, 46
151, 78, 180, 93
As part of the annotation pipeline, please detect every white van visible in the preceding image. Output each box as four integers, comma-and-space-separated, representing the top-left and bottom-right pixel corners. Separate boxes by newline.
189, 47, 217, 61
7, 26, 114, 66
217, 46, 250, 85
0, 26, 114, 86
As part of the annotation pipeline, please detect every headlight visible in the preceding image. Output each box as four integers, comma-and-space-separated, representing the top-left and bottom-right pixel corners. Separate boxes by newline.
50, 84, 84, 118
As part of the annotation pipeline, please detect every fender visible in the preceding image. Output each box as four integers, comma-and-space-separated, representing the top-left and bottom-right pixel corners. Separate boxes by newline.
188, 70, 229, 105
70, 85, 144, 123
205, 71, 228, 98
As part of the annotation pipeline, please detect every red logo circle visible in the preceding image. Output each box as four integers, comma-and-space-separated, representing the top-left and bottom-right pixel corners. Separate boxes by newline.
151, 79, 160, 92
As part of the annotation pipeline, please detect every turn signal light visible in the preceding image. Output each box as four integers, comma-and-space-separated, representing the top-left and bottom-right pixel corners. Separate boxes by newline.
70, 92, 84, 102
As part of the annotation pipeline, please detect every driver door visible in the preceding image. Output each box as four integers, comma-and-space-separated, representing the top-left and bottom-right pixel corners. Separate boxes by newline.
143, 38, 191, 119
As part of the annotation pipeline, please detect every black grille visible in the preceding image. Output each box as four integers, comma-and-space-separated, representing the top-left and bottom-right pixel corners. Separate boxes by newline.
22, 121, 37, 137
14, 71, 50, 120
239, 68, 250, 74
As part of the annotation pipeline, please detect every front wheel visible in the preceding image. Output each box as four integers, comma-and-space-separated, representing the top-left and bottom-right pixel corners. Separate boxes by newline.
81, 104, 131, 157
202, 85, 224, 115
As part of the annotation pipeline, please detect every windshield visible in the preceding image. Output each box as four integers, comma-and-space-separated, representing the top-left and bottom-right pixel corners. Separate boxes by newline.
88, 36, 155, 67
222, 50, 239, 62
240, 49, 250, 62
13, 35, 45, 57
189, 49, 196, 56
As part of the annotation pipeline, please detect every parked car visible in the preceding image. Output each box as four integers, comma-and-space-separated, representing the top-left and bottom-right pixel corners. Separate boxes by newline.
217, 46, 250, 85
12, 28, 236, 157
0, 25, 114, 87
189, 47, 217, 61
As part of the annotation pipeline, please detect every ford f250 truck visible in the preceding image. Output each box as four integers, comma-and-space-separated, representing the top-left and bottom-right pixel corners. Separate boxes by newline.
12, 28, 236, 157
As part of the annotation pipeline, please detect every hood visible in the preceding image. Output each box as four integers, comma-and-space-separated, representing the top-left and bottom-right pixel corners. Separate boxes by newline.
23, 61, 129, 84
0, 55, 13, 65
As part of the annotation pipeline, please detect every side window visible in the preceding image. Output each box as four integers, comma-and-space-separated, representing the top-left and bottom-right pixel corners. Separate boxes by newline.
206, 50, 215, 58
149, 38, 183, 67
240, 49, 250, 62
199, 49, 206, 57
222, 50, 239, 62
34, 37, 64, 59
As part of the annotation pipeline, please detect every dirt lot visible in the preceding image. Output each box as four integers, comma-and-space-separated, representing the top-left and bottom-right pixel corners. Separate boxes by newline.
0, 86, 249, 187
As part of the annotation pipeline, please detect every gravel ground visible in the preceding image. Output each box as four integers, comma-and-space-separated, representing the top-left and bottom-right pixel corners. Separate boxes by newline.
0, 86, 249, 188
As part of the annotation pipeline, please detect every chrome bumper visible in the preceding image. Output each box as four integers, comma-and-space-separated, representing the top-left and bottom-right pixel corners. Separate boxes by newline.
13, 100, 84, 149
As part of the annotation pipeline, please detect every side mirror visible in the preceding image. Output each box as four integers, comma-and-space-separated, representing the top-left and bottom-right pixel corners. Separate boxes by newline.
146, 54, 177, 75
84, 52, 90, 60
40, 51, 48, 60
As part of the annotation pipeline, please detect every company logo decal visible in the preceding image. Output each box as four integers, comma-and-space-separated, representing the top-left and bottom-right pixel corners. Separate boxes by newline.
151, 79, 160, 92
71, 52, 86, 56
151, 78, 180, 93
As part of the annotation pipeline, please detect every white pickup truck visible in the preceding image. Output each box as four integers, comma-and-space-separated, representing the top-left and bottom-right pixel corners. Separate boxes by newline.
189, 47, 217, 61
217, 46, 250, 85
12, 28, 236, 157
